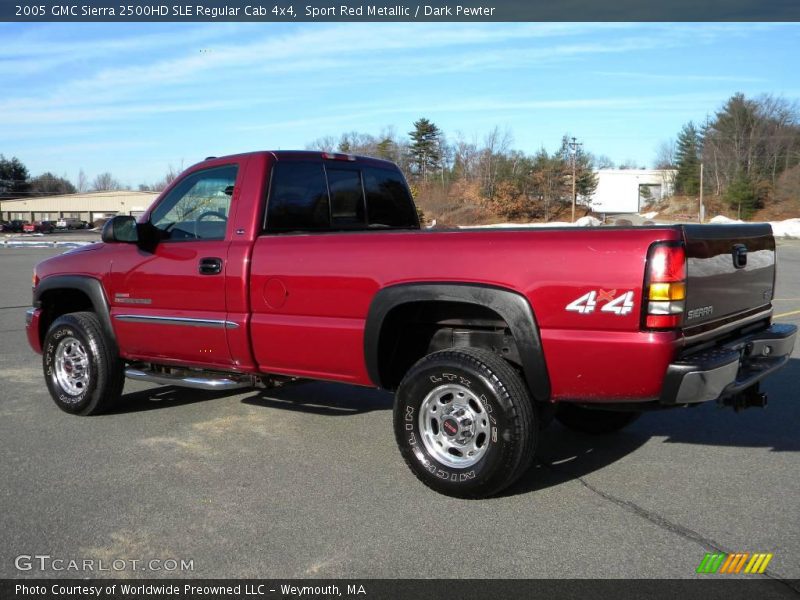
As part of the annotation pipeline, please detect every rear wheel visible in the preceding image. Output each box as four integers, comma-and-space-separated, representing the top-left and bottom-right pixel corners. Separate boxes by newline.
394, 348, 537, 498
555, 403, 640, 434
43, 311, 124, 415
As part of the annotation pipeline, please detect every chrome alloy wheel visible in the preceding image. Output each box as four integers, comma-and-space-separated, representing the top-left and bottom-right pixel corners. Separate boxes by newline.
54, 336, 90, 397
418, 383, 492, 468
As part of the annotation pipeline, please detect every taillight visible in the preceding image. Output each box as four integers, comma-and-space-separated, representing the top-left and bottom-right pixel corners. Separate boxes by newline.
32, 269, 39, 289
643, 242, 686, 330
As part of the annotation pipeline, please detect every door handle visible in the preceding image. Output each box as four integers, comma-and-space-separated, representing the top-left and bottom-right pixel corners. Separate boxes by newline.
199, 257, 223, 275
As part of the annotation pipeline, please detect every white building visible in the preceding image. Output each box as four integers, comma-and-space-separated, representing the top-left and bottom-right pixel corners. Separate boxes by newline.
0, 190, 157, 224
589, 169, 676, 214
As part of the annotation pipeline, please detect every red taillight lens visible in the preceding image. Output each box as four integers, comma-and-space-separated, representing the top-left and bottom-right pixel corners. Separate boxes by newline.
649, 244, 686, 283
645, 315, 681, 329
643, 242, 687, 330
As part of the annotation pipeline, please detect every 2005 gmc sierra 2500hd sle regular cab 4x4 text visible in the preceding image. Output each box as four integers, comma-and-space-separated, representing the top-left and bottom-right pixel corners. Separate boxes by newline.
25, 151, 797, 498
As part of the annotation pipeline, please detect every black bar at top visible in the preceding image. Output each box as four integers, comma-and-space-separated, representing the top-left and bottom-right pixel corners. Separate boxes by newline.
2, 0, 800, 22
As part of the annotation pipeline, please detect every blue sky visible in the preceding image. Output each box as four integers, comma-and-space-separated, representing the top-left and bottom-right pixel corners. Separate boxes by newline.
1, 22, 799, 187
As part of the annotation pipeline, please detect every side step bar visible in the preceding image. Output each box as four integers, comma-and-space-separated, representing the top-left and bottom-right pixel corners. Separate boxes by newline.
125, 367, 253, 391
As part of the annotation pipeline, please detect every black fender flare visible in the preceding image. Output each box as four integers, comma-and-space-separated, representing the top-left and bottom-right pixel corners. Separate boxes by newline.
364, 283, 551, 402
34, 275, 117, 347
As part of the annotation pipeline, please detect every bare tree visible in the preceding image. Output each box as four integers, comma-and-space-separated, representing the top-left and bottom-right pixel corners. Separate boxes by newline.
305, 135, 338, 152
480, 126, 513, 199
654, 139, 676, 169
618, 159, 645, 170
92, 172, 122, 191
594, 154, 615, 169
76, 169, 88, 193
138, 163, 184, 192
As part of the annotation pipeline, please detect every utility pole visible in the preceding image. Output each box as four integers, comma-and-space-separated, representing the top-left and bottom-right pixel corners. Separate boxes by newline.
569, 137, 582, 223
699, 162, 704, 223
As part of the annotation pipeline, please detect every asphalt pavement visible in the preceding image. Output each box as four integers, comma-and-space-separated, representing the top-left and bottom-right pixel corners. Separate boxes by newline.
0, 242, 798, 582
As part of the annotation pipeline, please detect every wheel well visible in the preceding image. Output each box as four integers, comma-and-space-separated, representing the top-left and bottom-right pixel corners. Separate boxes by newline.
38, 288, 94, 343
376, 301, 522, 390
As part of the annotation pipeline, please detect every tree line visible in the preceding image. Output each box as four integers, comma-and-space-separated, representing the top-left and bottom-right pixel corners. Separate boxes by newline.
0, 157, 181, 200
4, 91, 797, 223
308, 120, 599, 223
662, 93, 800, 218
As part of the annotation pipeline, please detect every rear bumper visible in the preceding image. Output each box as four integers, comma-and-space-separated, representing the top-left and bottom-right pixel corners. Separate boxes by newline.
25, 307, 43, 354
660, 323, 797, 404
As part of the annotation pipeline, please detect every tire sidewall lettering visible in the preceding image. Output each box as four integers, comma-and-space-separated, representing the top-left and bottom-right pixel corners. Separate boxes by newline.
44, 322, 94, 410
399, 367, 510, 485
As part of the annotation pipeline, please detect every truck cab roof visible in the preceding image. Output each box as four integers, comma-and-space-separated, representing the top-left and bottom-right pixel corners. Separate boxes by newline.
195, 150, 400, 171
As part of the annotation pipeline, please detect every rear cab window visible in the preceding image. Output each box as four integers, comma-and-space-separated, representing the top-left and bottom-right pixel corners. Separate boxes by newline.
265, 158, 418, 233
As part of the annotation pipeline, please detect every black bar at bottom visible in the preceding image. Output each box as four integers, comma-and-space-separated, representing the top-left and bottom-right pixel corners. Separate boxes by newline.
3, 579, 800, 600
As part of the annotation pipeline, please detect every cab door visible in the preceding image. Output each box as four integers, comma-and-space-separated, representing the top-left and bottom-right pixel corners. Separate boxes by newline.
107, 163, 241, 369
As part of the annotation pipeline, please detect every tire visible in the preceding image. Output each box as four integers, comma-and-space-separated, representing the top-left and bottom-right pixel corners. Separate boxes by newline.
555, 403, 640, 434
42, 311, 124, 415
394, 348, 537, 499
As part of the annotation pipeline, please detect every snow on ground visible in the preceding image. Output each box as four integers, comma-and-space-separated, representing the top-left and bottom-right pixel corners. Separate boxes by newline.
708, 215, 800, 238
709, 215, 743, 224
459, 215, 800, 238
460, 216, 600, 229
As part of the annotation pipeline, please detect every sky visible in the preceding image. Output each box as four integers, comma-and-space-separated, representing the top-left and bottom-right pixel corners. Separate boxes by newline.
1, 22, 799, 187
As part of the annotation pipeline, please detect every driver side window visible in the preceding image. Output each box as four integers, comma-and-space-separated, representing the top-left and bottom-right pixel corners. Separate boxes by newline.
150, 165, 238, 241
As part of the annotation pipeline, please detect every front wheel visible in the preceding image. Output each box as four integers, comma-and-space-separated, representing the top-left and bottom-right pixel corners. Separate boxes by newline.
43, 311, 124, 415
394, 348, 537, 498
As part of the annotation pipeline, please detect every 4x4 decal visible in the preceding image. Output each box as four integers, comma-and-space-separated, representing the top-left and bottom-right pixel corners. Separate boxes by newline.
565, 290, 635, 315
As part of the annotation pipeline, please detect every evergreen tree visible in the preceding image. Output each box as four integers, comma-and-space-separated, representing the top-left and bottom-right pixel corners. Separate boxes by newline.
408, 118, 443, 181
674, 122, 702, 195
0, 155, 30, 199
375, 137, 395, 160
29, 172, 76, 196
556, 135, 598, 202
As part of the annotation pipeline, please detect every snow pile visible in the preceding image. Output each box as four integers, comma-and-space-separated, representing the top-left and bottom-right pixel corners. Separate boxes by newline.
460, 222, 571, 229
640, 211, 659, 220
770, 218, 800, 238
1, 240, 94, 248
707, 215, 800, 238
709, 215, 743, 224
460, 217, 600, 229
456, 214, 800, 236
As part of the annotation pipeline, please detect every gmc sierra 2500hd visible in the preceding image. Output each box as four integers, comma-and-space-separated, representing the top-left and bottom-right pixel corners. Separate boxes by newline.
26, 151, 796, 498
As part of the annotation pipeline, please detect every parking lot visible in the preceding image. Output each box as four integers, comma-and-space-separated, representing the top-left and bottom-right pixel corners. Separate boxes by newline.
0, 241, 798, 581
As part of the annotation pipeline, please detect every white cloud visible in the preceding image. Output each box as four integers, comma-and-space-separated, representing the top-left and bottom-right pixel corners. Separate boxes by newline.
2, 21, 766, 130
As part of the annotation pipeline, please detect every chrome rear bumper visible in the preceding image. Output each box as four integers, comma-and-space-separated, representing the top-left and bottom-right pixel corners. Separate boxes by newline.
660, 323, 796, 405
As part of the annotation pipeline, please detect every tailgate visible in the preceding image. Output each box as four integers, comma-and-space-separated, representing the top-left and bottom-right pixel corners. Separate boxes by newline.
682, 223, 775, 333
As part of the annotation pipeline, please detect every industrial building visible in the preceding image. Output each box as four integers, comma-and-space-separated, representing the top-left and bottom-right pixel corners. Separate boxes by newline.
588, 169, 676, 214
0, 190, 157, 224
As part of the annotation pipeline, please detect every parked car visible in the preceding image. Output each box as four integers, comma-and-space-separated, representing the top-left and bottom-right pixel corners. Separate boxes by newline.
56, 217, 85, 230
4, 220, 28, 233
25, 151, 797, 498
23, 220, 55, 234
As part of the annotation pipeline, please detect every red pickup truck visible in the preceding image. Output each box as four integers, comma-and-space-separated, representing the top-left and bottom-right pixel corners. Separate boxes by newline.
25, 151, 796, 498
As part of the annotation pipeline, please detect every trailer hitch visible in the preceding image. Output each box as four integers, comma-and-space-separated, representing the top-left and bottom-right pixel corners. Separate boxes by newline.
719, 384, 768, 412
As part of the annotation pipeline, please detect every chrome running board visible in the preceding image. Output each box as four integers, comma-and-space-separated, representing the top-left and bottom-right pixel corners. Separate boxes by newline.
125, 367, 253, 391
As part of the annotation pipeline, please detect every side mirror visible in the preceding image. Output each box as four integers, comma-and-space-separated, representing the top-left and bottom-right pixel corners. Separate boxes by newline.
101, 215, 139, 244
